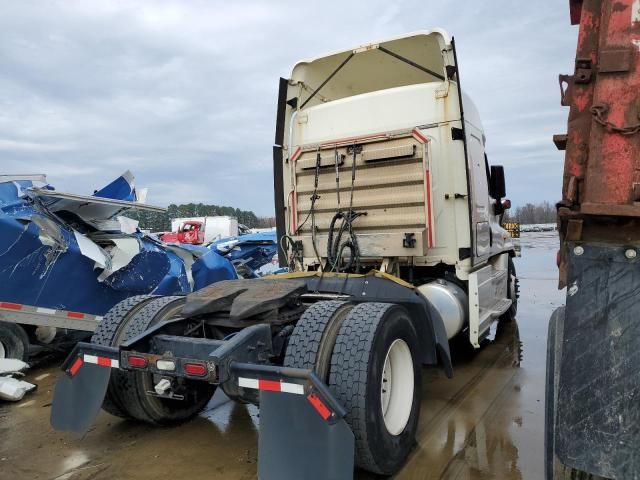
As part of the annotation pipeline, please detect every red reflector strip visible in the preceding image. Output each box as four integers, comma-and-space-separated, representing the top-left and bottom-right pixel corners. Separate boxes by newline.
291, 190, 298, 233
307, 393, 332, 421
83, 354, 119, 369
0, 302, 22, 310
127, 356, 148, 368
238, 377, 305, 395
412, 128, 428, 144
290, 146, 302, 162
425, 170, 434, 248
67, 311, 85, 319
258, 379, 282, 392
68, 357, 83, 377
184, 363, 207, 376
97, 357, 112, 367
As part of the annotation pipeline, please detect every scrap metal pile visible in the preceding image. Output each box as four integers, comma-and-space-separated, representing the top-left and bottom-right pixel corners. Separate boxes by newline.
0, 172, 275, 319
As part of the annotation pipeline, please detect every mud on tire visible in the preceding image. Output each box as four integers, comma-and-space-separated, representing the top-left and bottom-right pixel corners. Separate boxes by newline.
329, 302, 421, 475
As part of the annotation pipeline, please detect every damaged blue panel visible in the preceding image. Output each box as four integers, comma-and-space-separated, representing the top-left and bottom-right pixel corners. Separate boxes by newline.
192, 250, 238, 290
210, 232, 277, 278
0, 173, 237, 317
93, 170, 136, 201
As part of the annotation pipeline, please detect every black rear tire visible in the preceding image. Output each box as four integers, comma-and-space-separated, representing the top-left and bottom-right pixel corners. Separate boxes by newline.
0, 321, 29, 361
91, 295, 158, 418
329, 302, 421, 475
284, 300, 352, 380
502, 256, 518, 322
93, 295, 216, 425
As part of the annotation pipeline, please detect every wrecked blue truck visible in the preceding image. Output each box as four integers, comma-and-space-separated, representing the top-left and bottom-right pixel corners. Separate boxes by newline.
209, 231, 279, 278
0, 172, 277, 360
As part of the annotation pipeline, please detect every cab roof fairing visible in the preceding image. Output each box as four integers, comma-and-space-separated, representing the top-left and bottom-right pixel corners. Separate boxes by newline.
288, 29, 454, 110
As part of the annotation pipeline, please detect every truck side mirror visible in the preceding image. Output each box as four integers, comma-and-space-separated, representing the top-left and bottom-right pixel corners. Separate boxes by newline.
489, 165, 506, 199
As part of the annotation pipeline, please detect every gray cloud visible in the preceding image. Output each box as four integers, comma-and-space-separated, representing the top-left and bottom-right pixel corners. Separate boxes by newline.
0, 0, 576, 215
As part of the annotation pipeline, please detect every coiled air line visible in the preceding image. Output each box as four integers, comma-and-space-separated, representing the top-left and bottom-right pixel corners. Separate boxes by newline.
327, 144, 365, 272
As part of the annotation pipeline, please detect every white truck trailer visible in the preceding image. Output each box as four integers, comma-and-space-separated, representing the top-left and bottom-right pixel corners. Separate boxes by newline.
51, 29, 518, 479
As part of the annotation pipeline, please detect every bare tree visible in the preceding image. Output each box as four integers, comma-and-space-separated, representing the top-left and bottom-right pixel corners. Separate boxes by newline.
505, 201, 556, 224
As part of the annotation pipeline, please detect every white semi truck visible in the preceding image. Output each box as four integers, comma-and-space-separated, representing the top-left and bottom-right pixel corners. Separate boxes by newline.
51, 29, 518, 479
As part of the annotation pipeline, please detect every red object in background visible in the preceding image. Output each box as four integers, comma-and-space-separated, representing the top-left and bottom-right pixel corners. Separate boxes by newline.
160, 221, 205, 245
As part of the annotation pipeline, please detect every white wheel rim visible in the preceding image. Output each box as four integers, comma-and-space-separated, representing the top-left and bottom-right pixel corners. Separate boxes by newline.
381, 338, 414, 436
0, 340, 6, 359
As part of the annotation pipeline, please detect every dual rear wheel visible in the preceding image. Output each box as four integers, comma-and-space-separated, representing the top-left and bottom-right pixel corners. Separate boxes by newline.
92, 295, 216, 425
285, 301, 421, 475
94, 296, 422, 474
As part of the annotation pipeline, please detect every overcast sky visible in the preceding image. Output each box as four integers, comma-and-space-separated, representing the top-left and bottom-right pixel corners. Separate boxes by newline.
0, 1, 577, 216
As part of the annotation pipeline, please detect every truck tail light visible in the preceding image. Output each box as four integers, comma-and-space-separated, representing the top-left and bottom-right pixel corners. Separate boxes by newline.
156, 360, 176, 371
184, 363, 207, 377
128, 355, 148, 368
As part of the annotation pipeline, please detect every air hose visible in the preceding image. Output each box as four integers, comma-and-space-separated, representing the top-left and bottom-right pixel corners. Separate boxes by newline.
327, 144, 365, 272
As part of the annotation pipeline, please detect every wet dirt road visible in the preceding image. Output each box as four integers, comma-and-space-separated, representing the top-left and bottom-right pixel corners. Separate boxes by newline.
0, 232, 563, 480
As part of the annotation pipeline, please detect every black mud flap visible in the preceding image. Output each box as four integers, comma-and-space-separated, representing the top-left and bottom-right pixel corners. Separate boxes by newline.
259, 391, 354, 480
50, 343, 119, 434
555, 243, 640, 478
231, 364, 355, 480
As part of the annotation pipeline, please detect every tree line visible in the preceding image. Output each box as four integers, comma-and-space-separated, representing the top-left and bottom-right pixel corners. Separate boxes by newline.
504, 201, 556, 225
127, 203, 275, 232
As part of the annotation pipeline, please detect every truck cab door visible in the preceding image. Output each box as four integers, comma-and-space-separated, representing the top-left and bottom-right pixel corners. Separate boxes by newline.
466, 133, 492, 263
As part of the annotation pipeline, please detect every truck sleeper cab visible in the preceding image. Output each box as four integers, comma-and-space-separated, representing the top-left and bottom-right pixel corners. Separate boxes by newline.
51, 30, 518, 480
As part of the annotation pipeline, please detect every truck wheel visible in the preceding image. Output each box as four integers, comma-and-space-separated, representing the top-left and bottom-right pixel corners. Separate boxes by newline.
329, 303, 421, 475
502, 256, 519, 322
110, 296, 216, 425
0, 322, 29, 361
92, 295, 159, 419
284, 301, 353, 380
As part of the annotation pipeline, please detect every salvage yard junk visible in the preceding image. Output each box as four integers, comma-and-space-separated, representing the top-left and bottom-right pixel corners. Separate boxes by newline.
0, 358, 35, 402
51, 30, 518, 480
0, 172, 237, 359
210, 231, 279, 278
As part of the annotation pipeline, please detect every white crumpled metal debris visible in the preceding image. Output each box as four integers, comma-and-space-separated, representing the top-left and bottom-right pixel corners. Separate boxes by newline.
0, 358, 29, 375
0, 377, 36, 401
0, 358, 36, 402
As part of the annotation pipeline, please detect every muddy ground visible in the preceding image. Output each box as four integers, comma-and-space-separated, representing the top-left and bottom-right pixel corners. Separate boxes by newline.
0, 232, 563, 480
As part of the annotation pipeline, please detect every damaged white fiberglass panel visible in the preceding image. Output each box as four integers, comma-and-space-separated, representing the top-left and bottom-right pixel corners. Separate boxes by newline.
27, 188, 164, 230
23, 176, 169, 281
